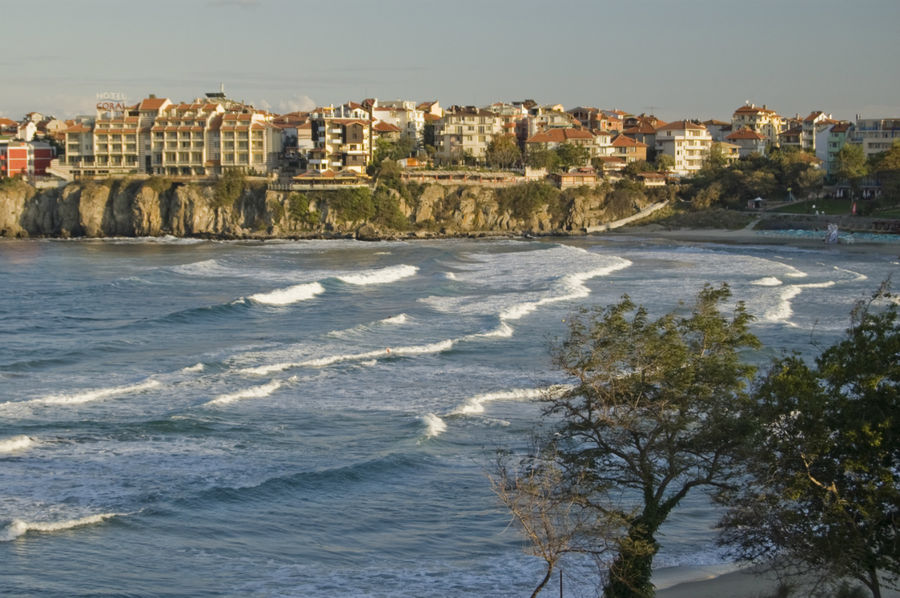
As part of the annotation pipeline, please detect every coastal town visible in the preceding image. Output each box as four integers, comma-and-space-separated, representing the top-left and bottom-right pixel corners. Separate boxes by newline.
1, 90, 898, 198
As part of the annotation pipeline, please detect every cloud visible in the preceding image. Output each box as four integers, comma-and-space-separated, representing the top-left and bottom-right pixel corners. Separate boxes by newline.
274, 94, 317, 114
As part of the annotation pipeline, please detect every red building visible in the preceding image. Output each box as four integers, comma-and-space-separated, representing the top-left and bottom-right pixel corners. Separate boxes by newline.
0, 141, 55, 178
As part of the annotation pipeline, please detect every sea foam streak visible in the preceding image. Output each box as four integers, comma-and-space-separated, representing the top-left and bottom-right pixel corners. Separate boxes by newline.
422, 413, 447, 438
763, 281, 837, 324
30, 379, 161, 406
751, 277, 782, 286
205, 380, 282, 406
248, 282, 325, 306
337, 264, 418, 286
1, 513, 121, 542
0, 435, 34, 453
242, 339, 455, 375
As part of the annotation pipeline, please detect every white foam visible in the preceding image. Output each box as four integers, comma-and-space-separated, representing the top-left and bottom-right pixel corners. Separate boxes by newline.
337, 264, 418, 286
381, 314, 408, 325
451, 385, 571, 416
444, 272, 458, 280
0, 435, 34, 453
763, 281, 837, 324
32, 379, 161, 406
422, 413, 447, 438
751, 277, 782, 286
182, 363, 205, 373
833, 266, 868, 283
241, 339, 455, 375
1, 513, 120, 542
205, 380, 282, 406
248, 282, 325, 306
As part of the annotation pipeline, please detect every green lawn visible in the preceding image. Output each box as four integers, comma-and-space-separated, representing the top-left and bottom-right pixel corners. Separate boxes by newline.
770, 198, 854, 215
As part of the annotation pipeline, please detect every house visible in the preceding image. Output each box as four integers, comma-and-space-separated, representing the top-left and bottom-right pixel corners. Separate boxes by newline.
610, 134, 648, 163
725, 127, 766, 157
714, 141, 741, 165
524, 104, 579, 139
655, 120, 713, 176
825, 122, 852, 176
703, 119, 732, 142
373, 121, 402, 142
525, 127, 596, 158
621, 122, 658, 150
550, 168, 599, 189
731, 103, 785, 145
17, 120, 37, 142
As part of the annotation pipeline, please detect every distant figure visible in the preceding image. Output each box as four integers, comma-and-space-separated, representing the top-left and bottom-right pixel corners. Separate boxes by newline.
825, 223, 840, 244
386, 348, 391, 354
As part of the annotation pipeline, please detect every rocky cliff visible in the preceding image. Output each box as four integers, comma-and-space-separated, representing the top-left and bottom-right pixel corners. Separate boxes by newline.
0, 177, 656, 240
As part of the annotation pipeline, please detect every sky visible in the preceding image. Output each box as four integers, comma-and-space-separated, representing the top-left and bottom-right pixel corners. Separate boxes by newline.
1, 0, 899, 122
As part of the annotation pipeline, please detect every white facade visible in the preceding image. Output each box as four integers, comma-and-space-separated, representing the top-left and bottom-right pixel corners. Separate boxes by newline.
655, 121, 712, 175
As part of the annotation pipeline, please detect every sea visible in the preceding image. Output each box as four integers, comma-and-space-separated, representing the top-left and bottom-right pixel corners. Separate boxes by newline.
1, 233, 897, 597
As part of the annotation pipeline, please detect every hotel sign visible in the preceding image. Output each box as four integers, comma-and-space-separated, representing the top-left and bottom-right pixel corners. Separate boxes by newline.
96, 91, 128, 112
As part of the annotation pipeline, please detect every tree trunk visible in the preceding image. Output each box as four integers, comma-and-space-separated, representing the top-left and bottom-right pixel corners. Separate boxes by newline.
530, 562, 554, 598
603, 525, 659, 598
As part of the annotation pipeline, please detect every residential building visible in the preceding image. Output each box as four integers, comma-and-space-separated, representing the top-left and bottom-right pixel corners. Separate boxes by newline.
703, 119, 732, 142
655, 120, 712, 175
621, 122, 659, 150
850, 117, 900, 159
308, 102, 373, 174
824, 122, 852, 176
0, 140, 54, 178
524, 105, 579, 139
433, 106, 502, 163
725, 127, 767, 157
372, 100, 425, 148
525, 127, 599, 163
610, 134, 648, 163
731, 103, 785, 145
713, 141, 741, 165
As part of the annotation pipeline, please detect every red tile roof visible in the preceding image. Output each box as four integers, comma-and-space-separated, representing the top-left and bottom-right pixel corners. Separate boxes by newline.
726, 128, 765, 141
373, 121, 401, 133
611, 135, 647, 148
655, 120, 707, 132
526, 128, 593, 144
139, 97, 169, 111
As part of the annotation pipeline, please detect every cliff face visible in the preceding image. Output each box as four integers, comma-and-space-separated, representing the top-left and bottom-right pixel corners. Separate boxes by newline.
0, 178, 644, 240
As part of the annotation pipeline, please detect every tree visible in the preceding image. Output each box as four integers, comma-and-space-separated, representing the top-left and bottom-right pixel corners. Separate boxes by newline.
835, 143, 869, 199
870, 141, 900, 201
555, 142, 590, 171
485, 134, 522, 169
490, 447, 602, 598
718, 283, 899, 598
526, 147, 560, 172
537, 285, 760, 597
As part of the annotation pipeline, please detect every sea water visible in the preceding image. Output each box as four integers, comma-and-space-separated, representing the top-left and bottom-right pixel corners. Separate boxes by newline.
1, 235, 896, 597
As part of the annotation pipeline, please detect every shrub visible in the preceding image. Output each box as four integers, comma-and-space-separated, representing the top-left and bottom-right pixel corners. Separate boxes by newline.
496, 181, 560, 220
213, 168, 245, 208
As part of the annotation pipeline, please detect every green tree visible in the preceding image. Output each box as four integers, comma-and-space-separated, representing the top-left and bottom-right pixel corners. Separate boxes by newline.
622, 160, 654, 178
555, 142, 590, 171
213, 168, 246, 208
718, 284, 899, 598
870, 141, 900, 201
538, 285, 760, 597
654, 154, 674, 172
526, 147, 560, 172
485, 134, 522, 169
835, 143, 869, 199
373, 137, 414, 167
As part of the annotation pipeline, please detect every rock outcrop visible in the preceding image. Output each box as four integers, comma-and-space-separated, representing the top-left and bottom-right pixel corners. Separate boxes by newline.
0, 178, 655, 240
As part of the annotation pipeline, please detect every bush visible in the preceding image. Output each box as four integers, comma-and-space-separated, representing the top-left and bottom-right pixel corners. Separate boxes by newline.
213, 169, 245, 208
328, 187, 375, 222
496, 181, 560, 219
287, 192, 318, 227
373, 187, 409, 230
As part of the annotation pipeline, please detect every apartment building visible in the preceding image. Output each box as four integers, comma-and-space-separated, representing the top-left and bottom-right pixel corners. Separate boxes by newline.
433, 106, 502, 163
824, 122, 852, 176
308, 103, 373, 174
63, 94, 281, 177
731, 103, 785, 145
525, 127, 598, 159
610, 134, 648, 163
850, 117, 900, 159
372, 100, 424, 148
655, 120, 712, 175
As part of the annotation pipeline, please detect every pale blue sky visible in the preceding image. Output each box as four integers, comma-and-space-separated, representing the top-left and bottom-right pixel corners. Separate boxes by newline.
2, 0, 898, 122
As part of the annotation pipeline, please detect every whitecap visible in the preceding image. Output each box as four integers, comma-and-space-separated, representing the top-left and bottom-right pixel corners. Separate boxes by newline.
422, 413, 447, 438
182, 363, 205, 373
30, 379, 161, 406
0, 435, 34, 453
762, 281, 836, 324
248, 282, 325, 306
1, 513, 120, 542
336, 264, 418, 286
205, 380, 282, 406
380, 314, 408, 325
751, 277, 782, 287
451, 385, 571, 416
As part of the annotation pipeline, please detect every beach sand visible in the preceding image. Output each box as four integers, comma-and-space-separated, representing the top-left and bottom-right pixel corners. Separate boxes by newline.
654, 563, 900, 598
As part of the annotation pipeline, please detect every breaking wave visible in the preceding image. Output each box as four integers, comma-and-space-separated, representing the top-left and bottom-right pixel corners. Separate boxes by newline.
451, 385, 571, 416
337, 265, 418, 286
1, 513, 122, 542
24, 379, 161, 407
204, 380, 283, 406
0, 435, 34, 453
248, 282, 325, 306
421, 413, 447, 438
